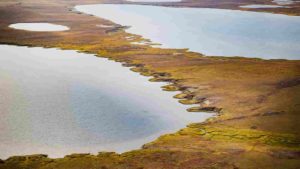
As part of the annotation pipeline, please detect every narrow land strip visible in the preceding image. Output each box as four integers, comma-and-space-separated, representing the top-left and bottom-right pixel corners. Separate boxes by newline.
0, 0, 299, 168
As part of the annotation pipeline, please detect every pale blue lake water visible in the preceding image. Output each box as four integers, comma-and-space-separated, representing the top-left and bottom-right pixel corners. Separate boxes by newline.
0, 45, 212, 159
240, 4, 287, 8
75, 4, 300, 60
9, 23, 69, 32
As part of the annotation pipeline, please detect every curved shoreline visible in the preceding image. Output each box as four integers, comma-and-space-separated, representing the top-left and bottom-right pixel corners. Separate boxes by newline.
119, 0, 300, 16
74, 4, 300, 60
0, 1, 299, 168
0, 44, 218, 160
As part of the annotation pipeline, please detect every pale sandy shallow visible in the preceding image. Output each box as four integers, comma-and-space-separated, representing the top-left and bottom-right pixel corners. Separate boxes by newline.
9, 23, 69, 32
0, 45, 213, 159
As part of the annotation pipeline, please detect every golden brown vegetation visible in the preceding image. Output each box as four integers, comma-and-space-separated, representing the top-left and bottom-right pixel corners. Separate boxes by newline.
0, 0, 299, 168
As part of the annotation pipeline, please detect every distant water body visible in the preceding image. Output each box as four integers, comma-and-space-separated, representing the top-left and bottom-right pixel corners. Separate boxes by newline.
75, 4, 300, 60
273, 0, 297, 5
0, 45, 212, 159
127, 0, 181, 2
240, 4, 288, 8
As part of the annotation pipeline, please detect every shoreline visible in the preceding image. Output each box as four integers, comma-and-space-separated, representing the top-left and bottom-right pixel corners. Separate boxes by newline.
120, 0, 300, 16
100, 2, 300, 16
0, 0, 300, 168
0, 44, 216, 159
74, 4, 300, 60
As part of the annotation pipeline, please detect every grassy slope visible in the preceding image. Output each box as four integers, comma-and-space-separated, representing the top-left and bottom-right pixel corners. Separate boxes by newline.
0, 0, 299, 168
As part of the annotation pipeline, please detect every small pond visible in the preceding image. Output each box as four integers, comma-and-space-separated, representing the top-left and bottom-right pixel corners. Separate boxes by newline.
9, 23, 69, 32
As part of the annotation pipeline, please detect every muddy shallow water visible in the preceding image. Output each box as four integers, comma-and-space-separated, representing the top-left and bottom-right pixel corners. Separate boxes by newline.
0, 45, 212, 159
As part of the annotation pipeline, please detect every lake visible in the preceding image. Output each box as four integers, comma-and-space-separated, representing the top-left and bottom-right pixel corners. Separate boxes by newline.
9, 23, 69, 32
0, 45, 212, 159
240, 5, 288, 8
127, 0, 181, 2
75, 4, 300, 60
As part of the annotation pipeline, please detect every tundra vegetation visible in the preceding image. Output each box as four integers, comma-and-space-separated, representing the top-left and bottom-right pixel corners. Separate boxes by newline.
0, 0, 299, 168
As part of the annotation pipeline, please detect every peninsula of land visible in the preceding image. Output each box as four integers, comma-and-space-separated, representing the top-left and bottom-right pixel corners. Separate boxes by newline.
0, 0, 299, 168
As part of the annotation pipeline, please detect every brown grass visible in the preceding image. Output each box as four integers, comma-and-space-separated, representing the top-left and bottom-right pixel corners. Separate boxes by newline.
0, 0, 299, 168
